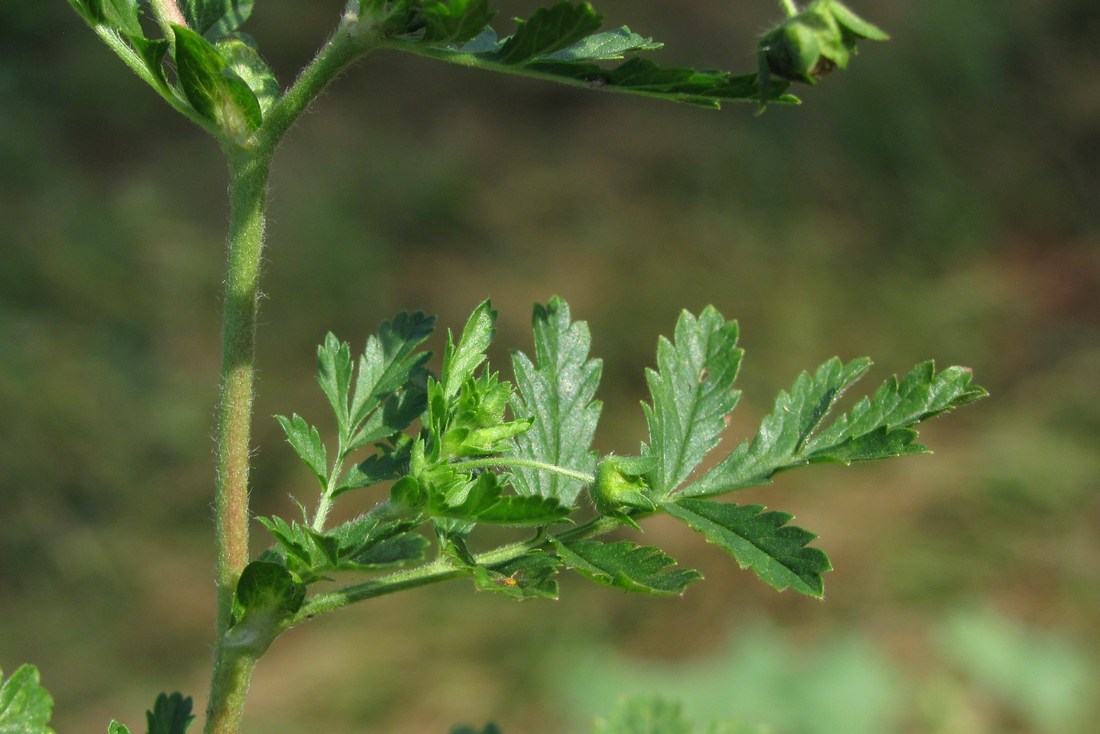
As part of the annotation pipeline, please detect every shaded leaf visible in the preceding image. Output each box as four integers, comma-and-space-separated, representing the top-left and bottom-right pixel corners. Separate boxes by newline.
663, 498, 830, 597
554, 539, 701, 595
145, 693, 194, 734
493, 2, 603, 65
508, 297, 602, 505
422, 0, 496, 44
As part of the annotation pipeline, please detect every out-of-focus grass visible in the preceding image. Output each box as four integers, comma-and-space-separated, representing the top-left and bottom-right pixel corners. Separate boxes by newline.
1, 1, 1097, 732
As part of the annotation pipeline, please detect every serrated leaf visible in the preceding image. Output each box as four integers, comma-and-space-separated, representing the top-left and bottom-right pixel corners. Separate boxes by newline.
145, 692, 194, 734
431, 472, 570, 525
172, 25, 262, 135
539, 27, 662, 62
348, 311, 435, 447
642, 307, 742, 495
181, 0, 253, 39
338, 447, 405, 494
317, 333, 354, 437
508, 297, 602, 505
441, 301, 496, 401
275, 414, 328, 486
663, 498, 830, 597
553, 539, 701, 595
470, 551, 561, 599
682, 359, 987, 497
493, 2, 603, 65
0, 665, 54, 734
422, 0, 496, 44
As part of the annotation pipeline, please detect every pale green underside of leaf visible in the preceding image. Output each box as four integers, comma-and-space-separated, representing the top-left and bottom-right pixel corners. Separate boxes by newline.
642, 306, 742, 495
508, 297, 602, 505
680, 359, 988, 498
0, 665, 54, 734
663, 498, 830, 598
553, 539, 701, 595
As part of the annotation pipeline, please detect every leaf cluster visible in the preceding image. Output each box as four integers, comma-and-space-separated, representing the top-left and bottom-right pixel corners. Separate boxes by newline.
251, 296, 984, 632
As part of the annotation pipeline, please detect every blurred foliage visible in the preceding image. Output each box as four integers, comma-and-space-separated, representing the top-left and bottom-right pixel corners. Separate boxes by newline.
1, 1, 1098, 732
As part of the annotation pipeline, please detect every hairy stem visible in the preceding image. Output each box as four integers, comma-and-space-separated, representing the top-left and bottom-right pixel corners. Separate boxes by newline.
204, 149, 271, 734
779, 0, 800, 17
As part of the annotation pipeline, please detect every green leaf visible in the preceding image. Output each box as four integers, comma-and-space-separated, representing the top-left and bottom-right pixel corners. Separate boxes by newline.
172, 25, 262, 136
344, 531, 429, 569
145, 693, 194, 734
215, 36, 279, 116
101, 0, 142, 37
442, 300, 496, 401
470, 551, 561, 600
451, 723, 502, 734
539, 27, 662, 62
275, 414, 328, 486
508, 297, 602, 505
181, 0, 254, 39
234, 561, 306, 624
348, 311, 435, 449
553, 539, 701, 595
0, 665, 54, 734
422, 0, 497, 44
317, 333, 354, 437
682, 360, 987, 498
663, 498, 830, 598
107, 722, 130, 734
642, 307, 742, 495
493, 2, 604, 65
431, 471, 570, 526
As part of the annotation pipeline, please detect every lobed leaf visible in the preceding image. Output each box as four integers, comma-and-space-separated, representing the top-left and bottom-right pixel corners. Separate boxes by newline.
553, 539, 701, 595
275, 414, 328, 486
663, 498, 830, 598
0, 665, 54, 734
145, 693, 194, 734
642, 306, 742, 496
681, 359, 987, 497
508, 297, 602, 505
441, 300, 496, 401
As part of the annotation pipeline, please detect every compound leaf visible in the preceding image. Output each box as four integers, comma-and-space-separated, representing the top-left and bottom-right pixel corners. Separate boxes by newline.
0, 665, 53, 734
642, 307, 742, 495
145, 693, 194, 734
553, 539, 701, 595
682, 359, 987, 497
508, 297, 602, 505
663, 498, 830, 598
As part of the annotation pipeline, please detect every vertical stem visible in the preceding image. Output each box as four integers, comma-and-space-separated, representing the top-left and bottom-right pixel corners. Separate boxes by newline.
205, 148, 271, 734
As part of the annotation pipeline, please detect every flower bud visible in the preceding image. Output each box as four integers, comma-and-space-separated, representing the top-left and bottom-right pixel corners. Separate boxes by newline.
591, 456, 658, 518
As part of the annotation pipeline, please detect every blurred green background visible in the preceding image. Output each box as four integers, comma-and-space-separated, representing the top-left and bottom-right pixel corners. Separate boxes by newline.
2, 1, 1098, 732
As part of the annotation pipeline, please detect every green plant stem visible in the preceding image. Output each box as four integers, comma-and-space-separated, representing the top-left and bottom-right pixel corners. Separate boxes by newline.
779, 0, 800, 16
204, 149, 271, 734
451, 457, 595, 485
287, 514, 630, 625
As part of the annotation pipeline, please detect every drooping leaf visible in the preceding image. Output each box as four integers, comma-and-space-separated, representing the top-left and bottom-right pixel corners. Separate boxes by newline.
172, 25, 262, 136
441, 300, 496, 401
681, 359, 987, 498
663, 498, 830, 598
0, 665, 54, 734
508, 297, 602, 505
553, 539, 701, 595
181, 0, 254, 39
470, 551, 561, 600
642, 307, 742, 495
275, 414, 328, 486
145, 693, 194, 734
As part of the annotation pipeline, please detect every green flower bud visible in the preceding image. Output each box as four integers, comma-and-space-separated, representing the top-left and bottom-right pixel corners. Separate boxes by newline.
592, 455, 658, 519
757, 1, 888, 108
